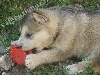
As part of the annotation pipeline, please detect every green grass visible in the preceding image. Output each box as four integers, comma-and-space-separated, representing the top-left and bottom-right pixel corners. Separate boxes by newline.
0, 0, 100, 75
30, 63, 68, 75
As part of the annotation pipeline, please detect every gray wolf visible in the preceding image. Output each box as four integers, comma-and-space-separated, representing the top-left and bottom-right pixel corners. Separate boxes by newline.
11, 6, 100, 74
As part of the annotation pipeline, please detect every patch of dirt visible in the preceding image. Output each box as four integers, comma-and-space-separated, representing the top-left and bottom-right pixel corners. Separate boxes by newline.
3, 65, 31, 75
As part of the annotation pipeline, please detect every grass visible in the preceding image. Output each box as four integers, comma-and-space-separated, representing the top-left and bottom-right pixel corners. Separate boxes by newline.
30, 63, 68, 75
0, 0, 100, 75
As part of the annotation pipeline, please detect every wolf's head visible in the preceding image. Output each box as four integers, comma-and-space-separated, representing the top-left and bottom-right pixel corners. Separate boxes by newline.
17, 9, 60, 52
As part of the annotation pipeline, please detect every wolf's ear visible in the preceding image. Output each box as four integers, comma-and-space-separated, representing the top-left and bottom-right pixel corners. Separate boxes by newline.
32, 10, 48, 24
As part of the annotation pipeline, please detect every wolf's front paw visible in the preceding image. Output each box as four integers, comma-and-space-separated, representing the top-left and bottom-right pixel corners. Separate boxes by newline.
25, 54, 40, 69
11, 40, 18, 45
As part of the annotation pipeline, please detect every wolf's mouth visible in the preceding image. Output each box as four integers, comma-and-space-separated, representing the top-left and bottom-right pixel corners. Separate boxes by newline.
32, 47, 49, 53
32, 48, 37, 53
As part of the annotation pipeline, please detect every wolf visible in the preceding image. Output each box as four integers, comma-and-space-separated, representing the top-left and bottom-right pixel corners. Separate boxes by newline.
11, 6, 100, 74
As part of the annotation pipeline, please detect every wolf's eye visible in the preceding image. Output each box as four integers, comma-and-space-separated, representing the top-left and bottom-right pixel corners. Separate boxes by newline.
25, 33, 32, 38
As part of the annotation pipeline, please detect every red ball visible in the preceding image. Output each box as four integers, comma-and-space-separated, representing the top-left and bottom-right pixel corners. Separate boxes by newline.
10, 45, 32, 65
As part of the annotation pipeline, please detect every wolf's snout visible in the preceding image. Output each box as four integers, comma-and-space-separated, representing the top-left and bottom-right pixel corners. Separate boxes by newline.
18, 45, 22, 48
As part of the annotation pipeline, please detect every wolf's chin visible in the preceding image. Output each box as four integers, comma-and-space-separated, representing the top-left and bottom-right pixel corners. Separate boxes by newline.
22, 47, 32, 51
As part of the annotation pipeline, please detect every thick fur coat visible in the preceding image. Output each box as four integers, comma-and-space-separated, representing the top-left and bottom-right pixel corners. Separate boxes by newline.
11, 7, 100, 74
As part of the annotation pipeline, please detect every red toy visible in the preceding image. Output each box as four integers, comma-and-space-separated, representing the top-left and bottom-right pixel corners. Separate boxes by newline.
10, 45, 32, 65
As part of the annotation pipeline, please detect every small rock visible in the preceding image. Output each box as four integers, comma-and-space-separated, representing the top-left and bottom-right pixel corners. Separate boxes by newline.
0, 54, 14, 70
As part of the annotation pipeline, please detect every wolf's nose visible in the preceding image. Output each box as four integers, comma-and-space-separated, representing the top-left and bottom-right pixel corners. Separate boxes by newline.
18, 46, 22, 48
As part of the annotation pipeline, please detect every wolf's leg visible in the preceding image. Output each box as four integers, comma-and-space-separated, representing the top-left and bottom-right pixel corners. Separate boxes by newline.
66, 49, 100, 75
66, 60, 89, 75
89, 49, 100, 74
90, 58, 100, 74
25, 48, 68, 69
